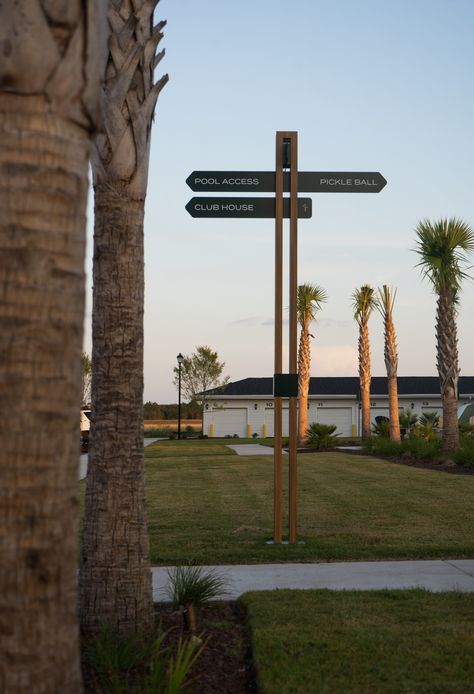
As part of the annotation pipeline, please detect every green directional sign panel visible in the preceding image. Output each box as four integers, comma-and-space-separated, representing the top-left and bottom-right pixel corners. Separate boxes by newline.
274, 373, 299, 397
185, 197, 312, 219
186, 171, 387, 193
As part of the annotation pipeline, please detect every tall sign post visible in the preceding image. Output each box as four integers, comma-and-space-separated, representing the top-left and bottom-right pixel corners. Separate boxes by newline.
273, 131, 299, 545
185, 140, 387, 547
273, 135, 284, 544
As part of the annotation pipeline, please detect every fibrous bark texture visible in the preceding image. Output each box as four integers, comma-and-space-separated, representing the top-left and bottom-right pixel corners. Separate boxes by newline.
298, 322, 311, 445
0, 2, 105, 691
79, 0, 168, 635
436, 290, 460, 451
359, 321, 371, 440
384, 314, 401, 442
80, 184, 153, 633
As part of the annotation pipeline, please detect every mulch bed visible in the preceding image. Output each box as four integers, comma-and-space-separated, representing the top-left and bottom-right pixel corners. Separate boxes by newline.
82, 601, 257, 693
156, 602, 257, 694
338, 447, 474, 475
293, 445, 474, 475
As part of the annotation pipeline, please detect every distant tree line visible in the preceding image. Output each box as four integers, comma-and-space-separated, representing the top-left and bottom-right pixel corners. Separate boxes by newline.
143, 400, 202, 420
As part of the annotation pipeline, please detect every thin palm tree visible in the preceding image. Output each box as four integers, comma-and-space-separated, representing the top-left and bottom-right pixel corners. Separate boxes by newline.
414, 217, 474, 452
297, 284, 327, 445
0, 3, 105, 690
352, 285, 377, 440
79, 0, 168, 636
375, 286, 401, 442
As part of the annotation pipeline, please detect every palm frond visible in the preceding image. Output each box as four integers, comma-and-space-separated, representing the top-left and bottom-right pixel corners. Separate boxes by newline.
375, 285, 397, 320
413, 217, 474, 293
297, 283, 327, 327
352, 284, 376, 324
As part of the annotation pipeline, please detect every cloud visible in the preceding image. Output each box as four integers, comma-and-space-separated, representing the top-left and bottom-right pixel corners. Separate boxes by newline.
313, 345, 358, 376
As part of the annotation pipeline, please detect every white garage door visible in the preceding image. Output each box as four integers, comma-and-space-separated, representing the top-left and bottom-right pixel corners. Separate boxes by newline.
264, 408, 289, 437
317, 408, 352, 436
211, 408, 247, 438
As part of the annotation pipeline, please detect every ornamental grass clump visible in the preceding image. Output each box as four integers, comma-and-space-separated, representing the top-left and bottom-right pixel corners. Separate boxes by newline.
84, 624, 204, 694
166, 565, 227, 633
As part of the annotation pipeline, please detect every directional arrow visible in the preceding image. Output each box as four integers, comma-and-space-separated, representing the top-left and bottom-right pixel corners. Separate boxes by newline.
186, 171, 387, 193
185, 197, 312, 219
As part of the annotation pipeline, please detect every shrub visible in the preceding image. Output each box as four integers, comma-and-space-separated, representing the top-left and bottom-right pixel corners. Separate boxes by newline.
252, 432, 258, 439
365, 437, 403, 457
306, 423, 341, 450
402, 437, 441, 461
453, 440, 474, 467
459, 422, 474, 440
143, 427, 174, 437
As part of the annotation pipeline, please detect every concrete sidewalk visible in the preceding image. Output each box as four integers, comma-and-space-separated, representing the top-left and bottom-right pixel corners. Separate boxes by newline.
152, 559, 474, 601
227, 444, 286, 455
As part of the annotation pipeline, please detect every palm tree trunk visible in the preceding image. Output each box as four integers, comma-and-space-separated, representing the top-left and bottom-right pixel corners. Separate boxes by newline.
384, 313, 401, 442
387, 375, 401, 442
298, 323, 311, 445
436, 291, 459, 452
79, 0, 167, 636
0, 2, 105, 689
359, 321, 371, 440
79, 183, 154, 634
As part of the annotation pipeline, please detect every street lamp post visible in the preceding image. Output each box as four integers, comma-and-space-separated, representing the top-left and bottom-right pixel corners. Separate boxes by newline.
177, 353, 184, 440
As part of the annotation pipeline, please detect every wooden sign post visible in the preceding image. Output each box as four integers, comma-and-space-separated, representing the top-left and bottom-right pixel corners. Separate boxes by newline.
274, 131, 299, 544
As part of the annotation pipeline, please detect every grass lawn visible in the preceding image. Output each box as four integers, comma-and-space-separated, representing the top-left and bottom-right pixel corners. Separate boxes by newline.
241, 589, 474, 693
144, 439, 474, 565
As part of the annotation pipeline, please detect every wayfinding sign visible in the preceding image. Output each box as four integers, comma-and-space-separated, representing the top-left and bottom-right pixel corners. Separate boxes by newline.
185, 197, 312, 219
186, 171, 386, 193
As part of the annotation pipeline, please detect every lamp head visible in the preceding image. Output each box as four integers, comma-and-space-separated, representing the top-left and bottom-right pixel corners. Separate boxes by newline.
176, 353, 184, 365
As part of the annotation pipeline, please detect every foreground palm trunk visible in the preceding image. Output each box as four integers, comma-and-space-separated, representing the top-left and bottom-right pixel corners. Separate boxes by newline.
0, 2, 105, 691
79, 0, 168, 635
437, 289, 459, 451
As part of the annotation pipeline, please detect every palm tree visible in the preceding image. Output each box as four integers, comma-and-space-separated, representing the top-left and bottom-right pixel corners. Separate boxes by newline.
352, 285, 377, 440
297, 284, 327, 445
375, 286, 401, 442
0, 3, 105, 691
414, 218, 474, 452
79, 0, 168, 636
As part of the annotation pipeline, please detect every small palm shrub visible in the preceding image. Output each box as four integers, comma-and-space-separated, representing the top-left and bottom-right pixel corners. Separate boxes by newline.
414, 412, 440, 442
306, 423, 341, 450
399, 410, 418, 439
166, 565, 227, 633
372, 416, 390, 438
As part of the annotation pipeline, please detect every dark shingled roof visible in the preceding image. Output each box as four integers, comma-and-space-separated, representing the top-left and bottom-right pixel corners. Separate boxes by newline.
209, 376, 474, 397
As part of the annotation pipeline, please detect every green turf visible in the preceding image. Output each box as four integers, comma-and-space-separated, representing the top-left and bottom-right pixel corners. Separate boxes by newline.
144, 441, 474, 565
241, 589, 474, 693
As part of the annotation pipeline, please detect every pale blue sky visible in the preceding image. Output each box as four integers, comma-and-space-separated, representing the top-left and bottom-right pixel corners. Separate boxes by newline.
85, 0, 474, 403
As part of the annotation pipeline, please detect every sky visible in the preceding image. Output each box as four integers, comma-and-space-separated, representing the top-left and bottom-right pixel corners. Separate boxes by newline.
84, 0, 474, 403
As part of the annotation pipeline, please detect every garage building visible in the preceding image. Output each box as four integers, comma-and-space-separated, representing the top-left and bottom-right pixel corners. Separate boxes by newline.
203, 376, 474, 438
